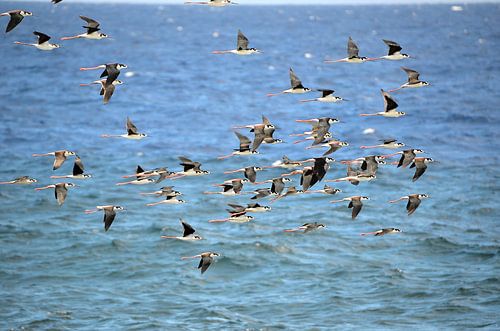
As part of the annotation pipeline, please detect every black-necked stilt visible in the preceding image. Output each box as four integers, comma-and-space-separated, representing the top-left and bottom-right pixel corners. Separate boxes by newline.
61, 16, 108, 40
410, 157, 434, 181
50, 155, 91, 179
32, 150, 76, 170
181, 252, 220, 275
35, 182, 77, 206
299, 89, 346, 103
360, 89, 405, 118
212, 30, 260, 55
101, 117, 147, 140
360, 138, 405, 150
267, 68, 312, 97
14, 31, 60, 51
0, 176, 37, 185
330, 196, 370, 219
284, 222, 325, 233
389, 193, 429, 215
161, 219, 203, 240
218, 131, 259, 159
361, 228, 401, 236
84, 205, 125, 231
379, 39, 410, 60
325, 37, 377, 63
0, 10, 32, 33
389, 67, 429, 92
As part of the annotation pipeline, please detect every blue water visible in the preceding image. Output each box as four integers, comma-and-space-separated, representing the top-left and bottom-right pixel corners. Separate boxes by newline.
1, 1, 499, 330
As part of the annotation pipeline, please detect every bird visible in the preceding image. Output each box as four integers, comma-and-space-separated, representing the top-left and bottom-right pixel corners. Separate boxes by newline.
204, 178, 248, 196
379, 39, 410, 60
306, 140, 349, 156
295, 117, 339, 131
50, 156, 91, 179
60, 16, 108, 40
80, 63, 127, 86
249, 188, 273, 200
267, 68, 312, 97
264, 155, 304, 169
293, 130, 332, 145
224, 166, 263, 183
233, 115, 275, 133
226, 203, 271, 214
212, 30, 260, 55
32, 150, 76, 170
299, 89, 346, 103
181, 252, 220, 275
84, 205, 125, 231
208, 212, 254, 223
218, 131, 259, 159
14, 31, 60, 51
101, 117, 147, 139
330, 196, 370, 219
304, 185, 341, 195
172, 157, 210, 177
325, 37, 377, 63
389, 67, 429, 92
284, 222, 325, 233
254, 177, 291, 195
146, 195, 186, 206
271, 186, 304, 202
80, 79, 123, 104
0, 176, 37, 185
0, 10, 32, 33
360, 138, 405, 150
341, 155, 385, 174
116, 165, 156, 186
123, 167, 178, 182
385, 149, 425, 168
35, 183, 77, 206
161, 219, 202, 240
301, 157, 335, 190
360, 89, 405, 117
410, 157, 434, 181
140, 186, 182, 197
185, 0, 236, 6
361, 228, 402, 236
52, 0, 63, 4
326, 167, 376, 186
389, 194, 429, 215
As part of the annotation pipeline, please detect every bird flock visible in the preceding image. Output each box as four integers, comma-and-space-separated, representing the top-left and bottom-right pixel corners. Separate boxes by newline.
1, 0, 435, 275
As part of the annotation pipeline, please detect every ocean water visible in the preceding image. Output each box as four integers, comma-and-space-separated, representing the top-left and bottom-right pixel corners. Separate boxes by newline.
1, 1, 499, 330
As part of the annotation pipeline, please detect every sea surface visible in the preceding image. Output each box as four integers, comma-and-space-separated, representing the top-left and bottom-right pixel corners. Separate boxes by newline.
0, 1, 499, 330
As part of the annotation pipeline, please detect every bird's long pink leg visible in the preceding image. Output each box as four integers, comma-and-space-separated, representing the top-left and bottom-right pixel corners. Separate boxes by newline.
160, 236, 177, 239
50, 175, 68, 179
101, 134, 121, 138
116, 181, 131, 186
382, 152, 400, 158
223, 169, 242, 174
330, 199, 346, 203
324, 58, 348, 63
293, 139, 308, 145
217, 153, 235, 160
61, 35, 82, 40
305, 145, 322, 150
360, 231, 378, 236
80, 65, 105, 71
140, 191, 160, 196
32, 153, 52, 157
212, 50, 231, 54
203, 191, 220, 195
266, 91, 284, 97
387, 87, 402, 93
295, 119, 315, 123
208, 219, 229, 223
360, 145, 378, 149
146, 201, 164, 207
389, 197, 406, 203
13, 42, 34, 47
359, 113, 378, 117
84, 209, 99, 214
299, 98, 316, 103
0, 181, 14, 185
184, 1, 209, 4
168, 174, 186, 180
181, 254, 202, 259
289, 132, 311, 137
35, 185, 54, 191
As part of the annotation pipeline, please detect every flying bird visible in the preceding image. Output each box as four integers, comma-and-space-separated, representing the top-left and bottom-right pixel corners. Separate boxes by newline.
379, 39, 410, 60
85, 205, 125, 231
389, 194, 429, 215
101, 117, 147, 139
61, 16, 108, 40
360, 138, 405, 150
267, 68, 312, 97
161, 219, 203, 240
360, 89, 405, 117
14, 31, 60, 51
35, 183, 77, 206
212, 30, 260, 55
218, 131, 259, 159
0, 10, 32, 33
325, 37, 377, 63
330, 196, 370, 219
284, 222, 325, 233
181, 252, 220, 275
50, 156, 92, 179
0, 176, 37, 185
299, 89, 346, 103
32, 150, 76, 170
410, 157, 434, 181
361, 228, 402, 236
389, 67, 429, 92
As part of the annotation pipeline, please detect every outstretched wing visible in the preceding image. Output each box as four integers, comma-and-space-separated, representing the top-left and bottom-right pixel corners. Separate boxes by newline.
237, 30, 249, 50
33, 31, 51, 44
347, 37, 359, 58
289, 68, 304, 89
181, 219, 196, 237
126, 117, 139, 135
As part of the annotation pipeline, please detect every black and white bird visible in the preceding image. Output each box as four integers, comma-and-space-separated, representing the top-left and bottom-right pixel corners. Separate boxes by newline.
172, 157, 210, 177
389, 67, 429, 92
0, 176, 37, 185
299, 89, 346, 103
50, 156, 91, 179
0, 10, 32, 33
85, 205, 125, 231
325, 37, 377, 63
379, 39, 410, 60
35, 183, 77, 206
14, 31, 60, 51
181, 252, 220, 275
410, 157, 434, 181
80, 63, 127, 86
212, 30, 260, 55
360, 138, 405, 150
224, 166, 263, 183
218, 131, 260, 159
161, 219, 203, 240
101, 117, 147, 140
389, 194, 429, 215
284, 222, 325, 233
361, 228, 402, 236
32, 150, 76, 170
360, 89, 405, 118
267, 68, 312, 96
61, 16, 108, 40
330, 196, 370, 219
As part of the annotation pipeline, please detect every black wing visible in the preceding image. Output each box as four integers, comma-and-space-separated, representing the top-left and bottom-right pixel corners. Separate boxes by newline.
6, 12, 24, 33
235, 131, 251, 152
236, 29, 249, 50
55, 184, 68, 205
347, 37, 359, 58
72, 156, 84, 176
412, 163, 427, 182
289, 68, 304, 89
406, 196, 421, 215
350, 200, 363, 219
181, 220, 196, 237
381, 89, 398, 112
127, 117, 139, 135
103, 208, 116, 231
103, 84, 115, 104
34, 31, 51, 44
198, 256, 213, 274
383, 39, 402, 55
244, 167, 257, 183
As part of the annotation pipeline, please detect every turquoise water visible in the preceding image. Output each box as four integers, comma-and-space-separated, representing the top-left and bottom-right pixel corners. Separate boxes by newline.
0, 2, 499, 330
